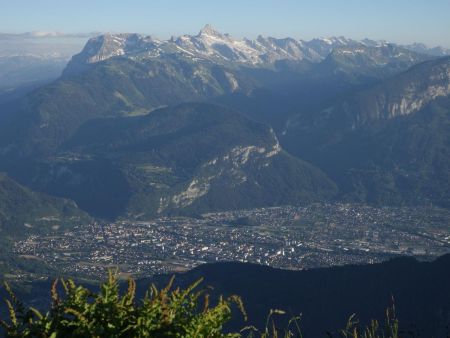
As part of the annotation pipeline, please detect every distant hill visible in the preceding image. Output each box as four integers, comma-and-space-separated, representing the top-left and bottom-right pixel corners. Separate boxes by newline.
0, 55, 67, 93
0, 173, 89, 236
282, 57, 450, 208
317, 44, 433, 83
0, 173, 90, 280
339, 56, 450, 124
8, 103, 336, 219
0, 56, 248, 158
0, 33, 87, 101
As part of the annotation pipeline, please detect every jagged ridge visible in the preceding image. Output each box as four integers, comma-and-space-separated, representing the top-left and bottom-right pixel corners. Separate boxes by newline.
64, 25, 449, 75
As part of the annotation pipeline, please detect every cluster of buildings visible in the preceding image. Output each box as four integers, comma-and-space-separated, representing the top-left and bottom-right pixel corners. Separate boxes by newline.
13, 204, 450, 279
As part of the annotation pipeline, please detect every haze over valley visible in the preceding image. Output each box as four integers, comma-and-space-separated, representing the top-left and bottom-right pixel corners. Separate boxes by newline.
1, 24, 450, 276
1, 2, 450, 334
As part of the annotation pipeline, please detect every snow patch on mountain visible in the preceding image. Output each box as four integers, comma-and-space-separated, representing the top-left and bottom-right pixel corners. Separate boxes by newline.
65, 25, 450, 78
67, 25, 405, 71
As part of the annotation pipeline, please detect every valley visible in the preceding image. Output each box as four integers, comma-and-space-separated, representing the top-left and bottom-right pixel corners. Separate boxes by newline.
11, 204, 450, 281
0, 0, 450, 338
1, 24, 450, 293
1, 8, 450, 334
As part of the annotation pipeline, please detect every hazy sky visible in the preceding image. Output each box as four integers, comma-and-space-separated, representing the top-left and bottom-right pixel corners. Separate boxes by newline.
1, 0, 450, 47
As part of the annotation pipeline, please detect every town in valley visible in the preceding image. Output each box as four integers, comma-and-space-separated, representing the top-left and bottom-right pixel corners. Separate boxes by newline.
13, 204, 450, 280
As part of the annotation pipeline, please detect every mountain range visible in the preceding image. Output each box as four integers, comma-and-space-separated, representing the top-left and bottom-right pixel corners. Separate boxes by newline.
65, 25, 450, 72
1, 25, 448, 104
0, 25, 449, 221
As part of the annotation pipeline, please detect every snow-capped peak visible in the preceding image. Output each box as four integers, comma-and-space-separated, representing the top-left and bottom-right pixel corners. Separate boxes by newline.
199, 24, 223, 38
65, 25, 450, 75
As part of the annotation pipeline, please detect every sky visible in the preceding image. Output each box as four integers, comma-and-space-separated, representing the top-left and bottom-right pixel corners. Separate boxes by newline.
1, 0, 450, 47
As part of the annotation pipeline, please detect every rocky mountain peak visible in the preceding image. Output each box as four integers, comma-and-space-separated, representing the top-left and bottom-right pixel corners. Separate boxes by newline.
199, 24, 223, 37
63, 26, 450, 77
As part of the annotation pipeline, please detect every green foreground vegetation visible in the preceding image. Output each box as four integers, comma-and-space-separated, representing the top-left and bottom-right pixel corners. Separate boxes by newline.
1, 272, 401, 338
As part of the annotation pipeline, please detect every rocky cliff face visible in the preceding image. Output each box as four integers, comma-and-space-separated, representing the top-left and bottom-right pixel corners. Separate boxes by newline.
339, 57, 450, 126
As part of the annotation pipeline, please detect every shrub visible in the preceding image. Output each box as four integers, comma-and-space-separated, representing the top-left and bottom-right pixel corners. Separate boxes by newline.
0, 272, 245, 337
0, 273, 401, 338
